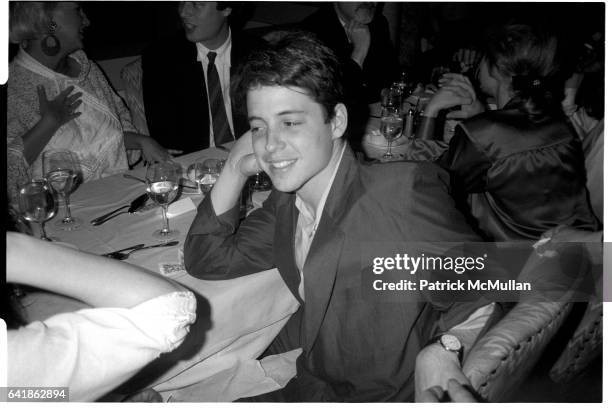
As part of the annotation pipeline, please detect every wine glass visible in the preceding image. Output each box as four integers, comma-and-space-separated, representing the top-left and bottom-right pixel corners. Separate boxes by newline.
381, 86, 402, 109
196, 158, 221, 195
146, 161, 182, 240
380, 106, 404, 160
43, 150, 82, 230
18, 179, 57, 241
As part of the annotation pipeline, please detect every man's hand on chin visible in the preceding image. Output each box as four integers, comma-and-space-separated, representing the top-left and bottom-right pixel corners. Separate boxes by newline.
414, 343, 475, 402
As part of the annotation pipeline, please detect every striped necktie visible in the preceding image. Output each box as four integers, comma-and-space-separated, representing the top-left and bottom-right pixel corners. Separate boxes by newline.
207, 51, 233, 146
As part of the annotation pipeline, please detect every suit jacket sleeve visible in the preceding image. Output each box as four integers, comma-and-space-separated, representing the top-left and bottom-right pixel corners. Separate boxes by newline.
184, 190, 281, 279
404, 163, 493, 334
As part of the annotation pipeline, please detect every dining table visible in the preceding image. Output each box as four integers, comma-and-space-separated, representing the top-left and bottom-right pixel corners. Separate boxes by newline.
19, 145, 302, 402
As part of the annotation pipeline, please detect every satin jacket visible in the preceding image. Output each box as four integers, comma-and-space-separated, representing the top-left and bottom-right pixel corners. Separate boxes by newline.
439, 101, 600, 241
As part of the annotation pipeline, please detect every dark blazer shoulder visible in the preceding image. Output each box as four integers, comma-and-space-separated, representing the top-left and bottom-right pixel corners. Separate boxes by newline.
359, 159, 452, 194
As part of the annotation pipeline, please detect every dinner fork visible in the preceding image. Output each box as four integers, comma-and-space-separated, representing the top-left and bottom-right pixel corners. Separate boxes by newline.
103, 241, 179, 260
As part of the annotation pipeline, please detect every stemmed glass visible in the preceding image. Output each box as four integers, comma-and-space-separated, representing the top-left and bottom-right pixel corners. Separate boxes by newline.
146, 161, 182, 240
43, 150, 82, 230
196, 158, 221, 195
18, 179, 57, 241
380, 106, 404, 161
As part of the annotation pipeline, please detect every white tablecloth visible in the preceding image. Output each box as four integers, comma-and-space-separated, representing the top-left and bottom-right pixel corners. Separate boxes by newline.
24, 147, 301, 401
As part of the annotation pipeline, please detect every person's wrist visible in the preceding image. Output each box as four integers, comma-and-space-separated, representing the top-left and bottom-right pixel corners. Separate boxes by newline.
39, 114, 62, 132
423, 105, 440, 118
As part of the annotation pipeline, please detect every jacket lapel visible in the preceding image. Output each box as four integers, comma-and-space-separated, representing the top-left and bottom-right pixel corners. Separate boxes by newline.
301, 147, 358, 355
274, 195, 303, 304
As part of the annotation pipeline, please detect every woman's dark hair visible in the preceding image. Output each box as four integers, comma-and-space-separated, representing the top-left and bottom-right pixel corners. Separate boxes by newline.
484, 23, 565, 118
233, 31, 344, 123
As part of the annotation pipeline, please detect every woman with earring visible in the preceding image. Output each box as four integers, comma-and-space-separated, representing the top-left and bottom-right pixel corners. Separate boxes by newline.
418, 23, 599, 241
7, 2, 174, 206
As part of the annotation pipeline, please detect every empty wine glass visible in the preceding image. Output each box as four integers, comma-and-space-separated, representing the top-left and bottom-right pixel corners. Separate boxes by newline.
146, 161, 182, 240
43, 150, 81, 230
18, 179, 57, 241
380, 106, 404, 160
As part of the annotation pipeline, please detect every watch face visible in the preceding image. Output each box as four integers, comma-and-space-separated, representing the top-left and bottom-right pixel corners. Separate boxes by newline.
440, 334, 462, 352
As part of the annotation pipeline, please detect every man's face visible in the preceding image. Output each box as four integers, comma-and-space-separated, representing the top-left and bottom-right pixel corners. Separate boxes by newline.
178, 2, 230, 46
335, 2, 376, 24
247, 86, 345, 195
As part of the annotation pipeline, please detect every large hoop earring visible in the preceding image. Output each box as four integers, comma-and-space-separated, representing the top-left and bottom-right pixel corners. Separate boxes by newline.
41, 21, 60, 56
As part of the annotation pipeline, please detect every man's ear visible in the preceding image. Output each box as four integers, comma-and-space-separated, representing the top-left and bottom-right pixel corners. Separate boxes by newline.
331, 103, 348, 140
222, 7, 232, 18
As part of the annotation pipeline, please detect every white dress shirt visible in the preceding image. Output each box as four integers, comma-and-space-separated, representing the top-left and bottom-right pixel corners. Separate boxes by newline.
294, 141, 347, 300
196, 29, 234, 147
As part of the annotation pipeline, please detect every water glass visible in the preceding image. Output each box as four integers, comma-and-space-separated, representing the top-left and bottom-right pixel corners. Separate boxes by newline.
380, 106, 404, 160
43, 150, 82, 230
18, 179, 57, 241
146, 161, 182, 240
196, 158, 222, 194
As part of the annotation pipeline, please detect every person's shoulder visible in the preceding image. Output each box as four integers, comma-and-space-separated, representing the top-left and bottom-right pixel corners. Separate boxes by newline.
359, 159, 449, 190
461, 110, 577, 157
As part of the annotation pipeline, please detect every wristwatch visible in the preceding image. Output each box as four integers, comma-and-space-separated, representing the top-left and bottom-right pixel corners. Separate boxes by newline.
427, 333, 464, 362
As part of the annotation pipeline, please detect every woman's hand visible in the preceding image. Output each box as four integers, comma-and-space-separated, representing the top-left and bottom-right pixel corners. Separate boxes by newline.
138, 136, 178, 163
123, 132, 181, 164
37, 85, 83, 129
425, 74, 485, 119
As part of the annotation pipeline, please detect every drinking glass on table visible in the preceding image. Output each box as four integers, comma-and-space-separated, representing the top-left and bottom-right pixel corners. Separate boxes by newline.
380, 106, 404, 160
381, 86, 402, 109
43, 150, 82, 230
146, 161, 182, 240
196, 158, 221, 194
18, 179, 57, 241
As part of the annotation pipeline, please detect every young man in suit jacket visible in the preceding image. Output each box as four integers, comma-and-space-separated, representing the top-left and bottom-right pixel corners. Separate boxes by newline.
141, 2, 264, 154
184, 33, 490, 401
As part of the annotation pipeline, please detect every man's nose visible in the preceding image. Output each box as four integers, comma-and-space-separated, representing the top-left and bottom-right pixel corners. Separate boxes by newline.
265, 127, 286, 153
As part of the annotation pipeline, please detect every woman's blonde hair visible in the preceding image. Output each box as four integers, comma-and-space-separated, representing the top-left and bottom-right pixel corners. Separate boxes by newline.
9, 2, 59, 44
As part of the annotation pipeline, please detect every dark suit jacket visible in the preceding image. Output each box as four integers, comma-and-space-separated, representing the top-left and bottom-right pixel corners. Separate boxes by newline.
141, 31, 263, 153
438, 100, 600, 241
184, 146, 488, 401
300, 4, 400, 105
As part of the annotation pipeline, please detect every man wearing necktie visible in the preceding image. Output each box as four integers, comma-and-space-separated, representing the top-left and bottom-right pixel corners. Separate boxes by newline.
142, 2, 264, 153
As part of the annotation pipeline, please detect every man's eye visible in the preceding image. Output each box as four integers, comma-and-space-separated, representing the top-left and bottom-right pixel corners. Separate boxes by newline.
283, 121, 301, 127
250, 127, 263, 135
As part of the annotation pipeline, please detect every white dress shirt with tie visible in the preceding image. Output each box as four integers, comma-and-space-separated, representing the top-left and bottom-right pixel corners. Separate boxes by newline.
196, 29, 234, 147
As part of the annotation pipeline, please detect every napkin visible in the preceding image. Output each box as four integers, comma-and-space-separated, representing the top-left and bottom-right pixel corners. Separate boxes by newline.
167, 197, 197, 218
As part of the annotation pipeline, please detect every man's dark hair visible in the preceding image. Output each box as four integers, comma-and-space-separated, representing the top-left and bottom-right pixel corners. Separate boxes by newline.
234, 31, 344, 122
